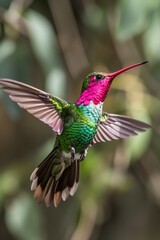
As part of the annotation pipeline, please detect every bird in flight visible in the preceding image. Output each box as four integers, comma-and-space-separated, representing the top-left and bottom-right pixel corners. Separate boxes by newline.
0, 61, 150, 207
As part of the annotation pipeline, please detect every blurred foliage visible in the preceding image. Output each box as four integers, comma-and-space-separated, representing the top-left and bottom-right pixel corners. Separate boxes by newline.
0, 0, 159, 240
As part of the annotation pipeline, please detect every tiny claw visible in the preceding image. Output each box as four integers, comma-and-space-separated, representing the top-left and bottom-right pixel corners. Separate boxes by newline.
71, 146, 75, 160
79, 148, 88, 161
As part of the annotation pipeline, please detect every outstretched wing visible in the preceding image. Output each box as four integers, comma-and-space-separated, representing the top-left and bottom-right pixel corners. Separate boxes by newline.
0, 78, 68, 134
92, 112, 151, 144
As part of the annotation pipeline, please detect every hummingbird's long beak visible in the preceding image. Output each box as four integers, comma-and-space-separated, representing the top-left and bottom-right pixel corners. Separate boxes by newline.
108, 61, 148, 78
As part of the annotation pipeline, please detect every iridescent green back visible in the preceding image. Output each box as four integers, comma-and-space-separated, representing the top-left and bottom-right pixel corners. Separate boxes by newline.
59, 103, 102, 153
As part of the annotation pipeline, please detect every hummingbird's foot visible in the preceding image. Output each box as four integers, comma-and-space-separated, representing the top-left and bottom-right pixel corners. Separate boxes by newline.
79, 148, 88, 162
70, 146, 75, 160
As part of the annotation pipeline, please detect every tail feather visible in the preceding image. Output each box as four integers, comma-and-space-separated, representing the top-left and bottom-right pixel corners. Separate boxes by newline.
56, 160, 79, 198
30, 147, 80, 207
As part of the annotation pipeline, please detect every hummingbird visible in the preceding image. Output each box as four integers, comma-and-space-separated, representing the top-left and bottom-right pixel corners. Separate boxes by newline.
0, 61, 150, 207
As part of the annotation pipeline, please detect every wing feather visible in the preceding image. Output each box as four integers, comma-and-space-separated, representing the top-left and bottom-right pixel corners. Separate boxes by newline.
0, 78, 68, 134
92, 112, 151, 144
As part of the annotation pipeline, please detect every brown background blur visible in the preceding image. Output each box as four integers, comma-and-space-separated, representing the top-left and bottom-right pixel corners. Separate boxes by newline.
0, 0, 159, 240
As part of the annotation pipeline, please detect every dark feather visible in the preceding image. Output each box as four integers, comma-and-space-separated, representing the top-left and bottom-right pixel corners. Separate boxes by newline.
30, 147, 79, 207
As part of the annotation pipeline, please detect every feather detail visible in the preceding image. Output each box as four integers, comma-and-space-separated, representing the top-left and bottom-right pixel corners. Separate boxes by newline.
0, 78, 68, 134
30, 147, 80, 207
92, 112, 151, 144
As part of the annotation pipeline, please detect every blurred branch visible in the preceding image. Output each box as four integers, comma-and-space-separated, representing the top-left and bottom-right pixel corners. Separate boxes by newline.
107, 8, 160, 98
48, 0, 89, 79
0, 0, 33, 36
107, 7, 143, 65
71, 199, 97, 240
9, 0, 33, 11
0, 6, 27, 36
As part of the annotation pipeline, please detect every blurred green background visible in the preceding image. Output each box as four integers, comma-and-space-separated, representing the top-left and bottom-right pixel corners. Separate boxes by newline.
0, 0, 159, 240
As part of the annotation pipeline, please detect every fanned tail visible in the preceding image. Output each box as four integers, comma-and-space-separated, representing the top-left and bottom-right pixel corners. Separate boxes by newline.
30, 147, 79, 207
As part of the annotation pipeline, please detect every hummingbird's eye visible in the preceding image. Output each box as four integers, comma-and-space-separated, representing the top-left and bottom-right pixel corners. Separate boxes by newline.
95, 74, 104, 80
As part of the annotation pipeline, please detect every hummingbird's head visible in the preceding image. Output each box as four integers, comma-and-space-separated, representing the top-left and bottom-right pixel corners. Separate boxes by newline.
81, 72, 110, 93
77, 61, 148, 106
